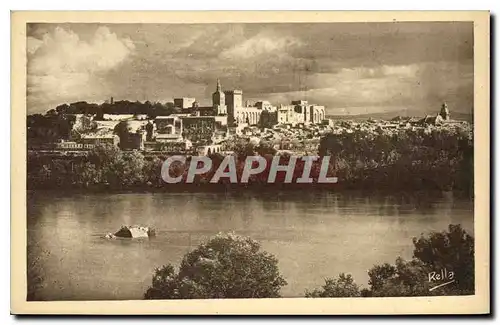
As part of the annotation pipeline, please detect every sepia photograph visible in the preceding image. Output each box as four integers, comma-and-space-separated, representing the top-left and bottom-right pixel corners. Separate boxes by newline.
11, 11, 490, 315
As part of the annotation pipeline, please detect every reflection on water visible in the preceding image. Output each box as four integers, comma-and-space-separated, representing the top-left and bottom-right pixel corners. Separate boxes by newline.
27, 190, 474, 300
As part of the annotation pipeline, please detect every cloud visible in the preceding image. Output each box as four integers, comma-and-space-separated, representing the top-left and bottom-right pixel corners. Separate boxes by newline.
258, 61, 473, 115
219, 33, 302, 61
27, 26, 135, 113
25, 23, 473, 116
27, 37, 43, 55
329, 64, 419, 81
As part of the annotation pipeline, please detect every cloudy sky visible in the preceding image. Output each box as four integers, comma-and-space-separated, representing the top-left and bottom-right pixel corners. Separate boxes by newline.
27, 22, 473, 116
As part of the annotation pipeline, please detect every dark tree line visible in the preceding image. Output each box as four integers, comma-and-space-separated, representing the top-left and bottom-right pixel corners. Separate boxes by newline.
318, 124, 474, 194
47, 100, 179, 118
27, 145, 163, 190
27, 113, 77, 142
26, 143, 335, 191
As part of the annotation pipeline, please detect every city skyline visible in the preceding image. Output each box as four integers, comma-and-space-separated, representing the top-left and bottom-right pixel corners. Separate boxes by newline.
27, 22, 473, 116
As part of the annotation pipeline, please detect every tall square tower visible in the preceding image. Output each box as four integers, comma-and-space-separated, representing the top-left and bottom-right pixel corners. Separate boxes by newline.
224, 89, 243, 125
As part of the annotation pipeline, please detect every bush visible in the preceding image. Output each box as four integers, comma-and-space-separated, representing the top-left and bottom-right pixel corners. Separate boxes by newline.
144, 232, 287, 299
305, 273, 360, 297
27, 245, 49, 301
367, 224, 474, 296
367, 258, 431, 297
412, 224, 474, 294
307, 224, 474, 297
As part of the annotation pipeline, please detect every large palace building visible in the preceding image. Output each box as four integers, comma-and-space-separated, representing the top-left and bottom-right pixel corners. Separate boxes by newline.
172, 79, 326, 127
216, 80, 325, 126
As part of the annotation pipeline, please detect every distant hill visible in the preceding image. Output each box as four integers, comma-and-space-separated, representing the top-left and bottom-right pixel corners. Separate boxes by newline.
326, 111, 473, 122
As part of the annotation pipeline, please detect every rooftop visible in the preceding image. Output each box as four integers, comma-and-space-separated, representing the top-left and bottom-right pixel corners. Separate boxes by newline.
80, 134, 118, 139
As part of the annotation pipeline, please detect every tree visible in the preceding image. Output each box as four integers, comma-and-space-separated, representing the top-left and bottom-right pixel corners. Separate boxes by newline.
367, 258, 431, 297
306, 224, 475, 298
114, 121, 133, 150
27, 243, 50, 301
305, 273, 361, 297
118, 150, 146, 186
412, 224, 474, 294
85, 144, 147, 189
144, 232, 287, 299
143, 156, 163, 187
87, 143, 122, 168
225, 137, 256, 159
55, 103, 70, 115
366, 224, 474, 296
255, 140, 277, 156
367, 263, 397, 292
75, 162, 100, 188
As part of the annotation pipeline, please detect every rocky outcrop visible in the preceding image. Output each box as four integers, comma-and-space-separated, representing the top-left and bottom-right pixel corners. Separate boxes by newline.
105, 225, 156, 239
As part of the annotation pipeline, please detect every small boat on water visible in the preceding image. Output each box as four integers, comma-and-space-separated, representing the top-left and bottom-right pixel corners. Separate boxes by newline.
105, 225, 156, 239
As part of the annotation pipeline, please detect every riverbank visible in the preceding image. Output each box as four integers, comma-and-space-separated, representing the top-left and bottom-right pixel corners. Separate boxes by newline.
26, 172, 474, 198
27, 186, 473, 202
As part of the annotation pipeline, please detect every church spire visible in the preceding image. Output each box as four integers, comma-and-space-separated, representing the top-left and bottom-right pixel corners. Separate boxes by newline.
212, 78, 226, 111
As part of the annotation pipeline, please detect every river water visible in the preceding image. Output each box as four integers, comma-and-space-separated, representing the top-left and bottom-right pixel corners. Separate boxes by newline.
27, 190, 473, 300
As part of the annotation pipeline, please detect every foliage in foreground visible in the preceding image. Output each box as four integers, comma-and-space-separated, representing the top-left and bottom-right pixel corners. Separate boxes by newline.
305, 273, 361, 297
143, 224, 474, 300
306, 224, 475, 298
27, 243, 50, 301
144, 233, 287, 299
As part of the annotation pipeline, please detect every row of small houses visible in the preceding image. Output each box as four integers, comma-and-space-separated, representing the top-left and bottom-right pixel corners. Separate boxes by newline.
27, 137, 224, 156
28, 134, 321, 156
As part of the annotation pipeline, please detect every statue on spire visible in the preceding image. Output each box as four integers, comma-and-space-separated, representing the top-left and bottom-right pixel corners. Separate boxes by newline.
439, 102, 450, 120
216, 78, 222, 92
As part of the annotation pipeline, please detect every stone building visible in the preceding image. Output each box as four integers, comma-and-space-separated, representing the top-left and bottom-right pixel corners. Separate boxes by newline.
290, 100, 326, 124
234, 105, 264, 125
182, 80, 230, 120
155, 116, 183, 136
173, 97, 196, 110
218, 81, 326, 126
114, 120, 147, 150
229, 100, 279, 126
80, 134, 120, 147
212, 79, 227, 115
180, 116, 226, 145
259, 110, 278, 128
144, 139, 192, 153
224, 89, 243, 125
123, 132, 146, 150
420, 114, 444, 126
277, 101, 325, 125
255, 100, 275, 111
173, 79, 325, 130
